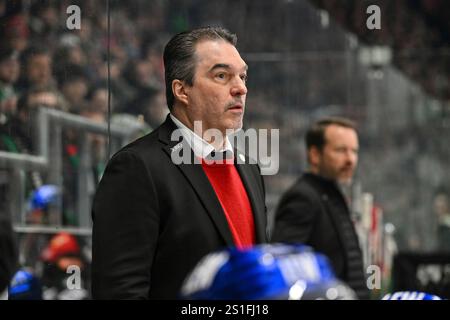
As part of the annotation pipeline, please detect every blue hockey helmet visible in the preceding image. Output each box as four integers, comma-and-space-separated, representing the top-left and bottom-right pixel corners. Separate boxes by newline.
29, 185, 60, 211
382, 291, 442, 300
180, 243, 356, 300
9, 269, 42, 300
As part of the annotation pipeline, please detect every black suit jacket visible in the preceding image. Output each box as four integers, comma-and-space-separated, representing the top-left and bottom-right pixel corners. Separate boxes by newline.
91, 116, 267, 299
271, 173, 359, 283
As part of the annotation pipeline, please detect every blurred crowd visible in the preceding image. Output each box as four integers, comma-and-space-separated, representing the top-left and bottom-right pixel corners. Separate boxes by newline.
312, 0, 450, 100
0, 0, 170, 136
0, 0, 172, 224
8, 231, 90, 300
0, 0, 173, 299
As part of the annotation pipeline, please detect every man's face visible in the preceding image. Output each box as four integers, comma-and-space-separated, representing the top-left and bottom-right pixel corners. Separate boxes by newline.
184, 40, 248, 135
27, 54, 52, 85
62, 79, 88, 104
91, 88, 109, 114
315, 125, 359, 184
0, 58, 20, 83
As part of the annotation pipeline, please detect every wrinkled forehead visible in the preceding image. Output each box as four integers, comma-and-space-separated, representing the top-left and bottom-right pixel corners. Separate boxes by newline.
194, 39, 247, 71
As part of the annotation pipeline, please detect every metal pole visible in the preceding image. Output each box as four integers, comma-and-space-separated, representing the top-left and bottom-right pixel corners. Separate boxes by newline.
77, 132, 92, 228
0, 107, 145, 233
36, 108, 49, 161
7, 169, 25, 225
18, 170, 26, 225
13, 225, 92, 236
48, 122, 63, 226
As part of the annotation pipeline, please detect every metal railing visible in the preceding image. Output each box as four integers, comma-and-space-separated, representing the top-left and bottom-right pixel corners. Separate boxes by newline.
0, 107, 147, 235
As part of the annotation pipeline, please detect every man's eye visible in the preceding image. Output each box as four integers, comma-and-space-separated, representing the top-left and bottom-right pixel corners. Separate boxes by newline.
216, 73, 226, 80
240, 74, 248, 82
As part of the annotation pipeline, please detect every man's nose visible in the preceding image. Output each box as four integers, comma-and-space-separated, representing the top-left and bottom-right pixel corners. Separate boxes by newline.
346, 151, 358, 165
230, 78, 247, 96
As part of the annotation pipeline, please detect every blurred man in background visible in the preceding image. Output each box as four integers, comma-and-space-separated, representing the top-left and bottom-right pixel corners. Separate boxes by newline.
17, 45, 55, 93
272, 117, 369, 299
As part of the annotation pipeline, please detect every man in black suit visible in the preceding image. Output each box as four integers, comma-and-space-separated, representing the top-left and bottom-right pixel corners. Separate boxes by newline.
271, 117, 369, 299
91, 27, 267, 299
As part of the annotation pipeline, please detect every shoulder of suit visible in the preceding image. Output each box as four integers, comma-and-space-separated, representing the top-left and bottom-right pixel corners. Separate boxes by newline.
121, 129, 160, 152
107, 129, 162, 164
289, 175, 327, 202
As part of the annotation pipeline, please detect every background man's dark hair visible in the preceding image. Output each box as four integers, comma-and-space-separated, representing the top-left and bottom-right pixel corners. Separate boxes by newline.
306, 116, 357, 151
163, 26, 237, 110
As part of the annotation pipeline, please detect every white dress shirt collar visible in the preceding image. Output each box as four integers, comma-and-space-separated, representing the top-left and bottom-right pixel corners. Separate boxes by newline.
170, 114, 234, 159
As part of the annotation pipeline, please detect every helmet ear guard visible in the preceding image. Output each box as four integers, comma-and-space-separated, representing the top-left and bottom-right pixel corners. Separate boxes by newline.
180, 243, 357, 300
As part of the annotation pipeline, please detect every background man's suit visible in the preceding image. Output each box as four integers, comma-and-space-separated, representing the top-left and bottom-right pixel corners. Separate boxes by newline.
92, 116, 267, 299
271, 173, 369, 299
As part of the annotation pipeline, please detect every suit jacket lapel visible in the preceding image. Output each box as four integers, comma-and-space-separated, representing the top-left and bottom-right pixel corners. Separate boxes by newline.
234, 151, 267, 243
158, 116, 235, 246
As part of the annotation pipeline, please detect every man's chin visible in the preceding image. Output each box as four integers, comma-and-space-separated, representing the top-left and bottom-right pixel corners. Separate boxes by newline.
224, 120, 243, 133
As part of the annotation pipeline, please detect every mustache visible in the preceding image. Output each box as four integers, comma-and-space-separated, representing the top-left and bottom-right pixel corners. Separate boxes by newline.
226, 100, 245, 108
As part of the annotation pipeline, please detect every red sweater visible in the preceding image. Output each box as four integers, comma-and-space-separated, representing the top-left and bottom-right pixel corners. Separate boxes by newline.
201, 159, 255, 248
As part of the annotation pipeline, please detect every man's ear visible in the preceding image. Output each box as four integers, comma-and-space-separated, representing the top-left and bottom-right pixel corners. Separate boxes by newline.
172, 79, 189, 106
309, 146, 321, 167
